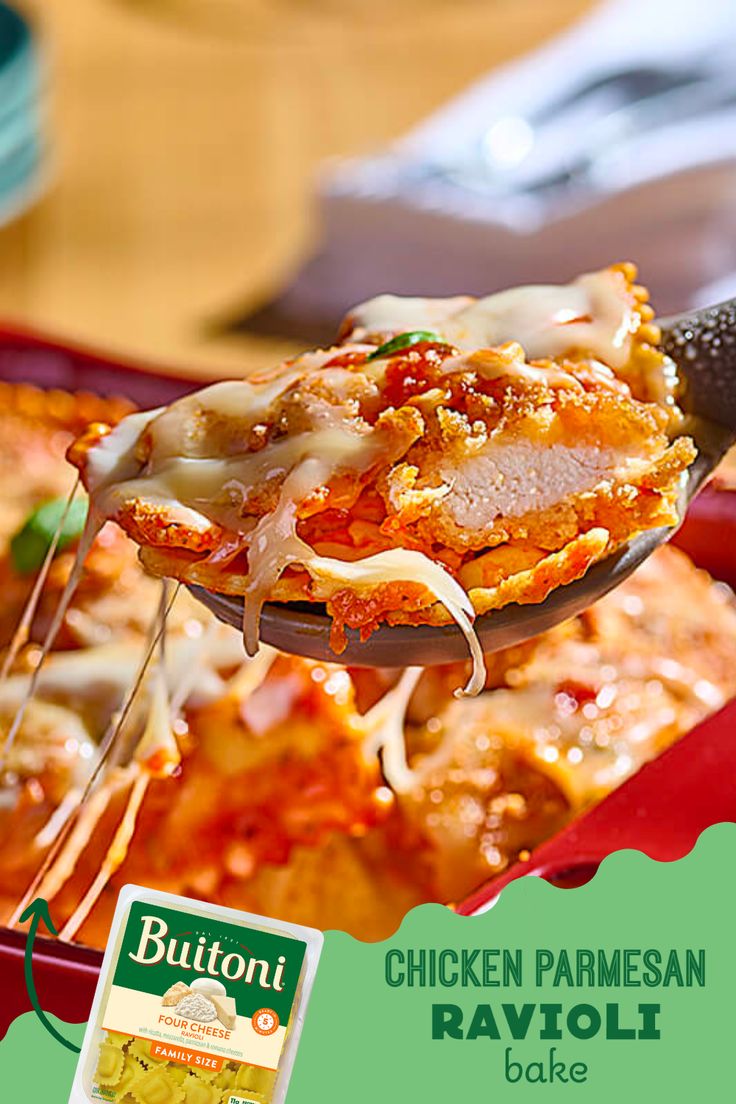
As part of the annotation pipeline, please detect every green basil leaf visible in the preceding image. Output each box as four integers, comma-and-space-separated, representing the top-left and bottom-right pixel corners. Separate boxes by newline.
366, 330, 445, 361
10, 497, 89, 576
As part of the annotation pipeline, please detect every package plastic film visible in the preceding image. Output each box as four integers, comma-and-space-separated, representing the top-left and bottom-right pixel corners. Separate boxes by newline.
68, 885, 323, 1104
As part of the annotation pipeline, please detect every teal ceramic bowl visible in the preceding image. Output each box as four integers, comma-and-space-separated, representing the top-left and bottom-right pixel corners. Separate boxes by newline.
0, 3, 44, 224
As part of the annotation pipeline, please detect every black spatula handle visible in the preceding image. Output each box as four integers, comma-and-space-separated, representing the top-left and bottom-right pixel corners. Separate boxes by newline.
660, 299, 736, 432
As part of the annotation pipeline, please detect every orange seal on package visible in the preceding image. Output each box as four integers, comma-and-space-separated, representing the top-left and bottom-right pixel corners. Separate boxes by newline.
252, 1008, 280, 1036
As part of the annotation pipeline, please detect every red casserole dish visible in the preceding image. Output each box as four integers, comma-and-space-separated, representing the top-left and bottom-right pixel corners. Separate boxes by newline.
0, 325, 734, 1035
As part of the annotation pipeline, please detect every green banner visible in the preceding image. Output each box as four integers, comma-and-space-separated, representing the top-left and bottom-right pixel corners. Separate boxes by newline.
1, 823, 735, 1101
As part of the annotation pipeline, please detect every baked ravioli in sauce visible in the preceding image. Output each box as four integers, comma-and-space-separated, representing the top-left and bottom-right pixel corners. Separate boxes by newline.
0, 376, 734, 944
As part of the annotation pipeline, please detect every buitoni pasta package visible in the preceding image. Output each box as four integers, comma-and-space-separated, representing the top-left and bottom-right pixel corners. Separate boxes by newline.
68, 885, 324, 1104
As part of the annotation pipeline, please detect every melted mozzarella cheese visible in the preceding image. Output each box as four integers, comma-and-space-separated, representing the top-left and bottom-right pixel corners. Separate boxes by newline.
441, 345, 584, 390
133, 662, 180, 777
85, 409, 163, 492
298, 548, 486, 697
350, 270, 637, 369
348, 294, 474, 336
0, 635, 246, 716
362, 667, 424, 792
291, 343, 376, 371
107, 424, 374, 529
82, 380, 487, 688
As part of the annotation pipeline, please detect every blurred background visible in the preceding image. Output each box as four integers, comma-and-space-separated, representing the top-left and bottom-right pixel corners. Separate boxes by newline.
1, 0, 735, 379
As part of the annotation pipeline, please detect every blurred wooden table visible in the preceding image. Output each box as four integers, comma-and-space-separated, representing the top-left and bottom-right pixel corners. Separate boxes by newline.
0, 0, 590, 379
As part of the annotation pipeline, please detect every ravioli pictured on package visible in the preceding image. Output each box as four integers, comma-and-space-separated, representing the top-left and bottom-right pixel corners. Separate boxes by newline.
69, 886, 323, 1104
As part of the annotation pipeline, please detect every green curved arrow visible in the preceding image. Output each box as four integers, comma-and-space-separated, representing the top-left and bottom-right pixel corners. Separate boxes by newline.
19, 898, 81, 1053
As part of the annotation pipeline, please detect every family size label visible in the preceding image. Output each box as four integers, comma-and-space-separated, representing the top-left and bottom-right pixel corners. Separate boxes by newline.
101, 900, 307, 1074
